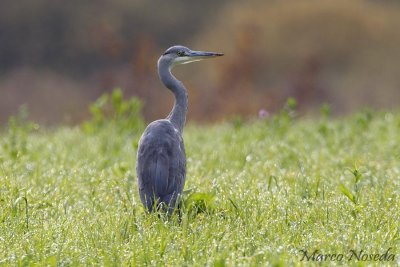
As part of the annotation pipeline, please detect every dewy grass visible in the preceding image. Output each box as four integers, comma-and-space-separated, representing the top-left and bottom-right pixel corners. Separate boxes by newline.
1, 111, 400, 266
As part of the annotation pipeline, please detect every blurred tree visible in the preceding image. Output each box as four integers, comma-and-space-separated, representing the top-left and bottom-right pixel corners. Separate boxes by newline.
194, 0, 400, 116
0, 0, 230, 76
0, 0, 231, 123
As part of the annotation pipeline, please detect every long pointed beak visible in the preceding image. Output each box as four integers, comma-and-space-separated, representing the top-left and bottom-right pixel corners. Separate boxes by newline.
173, 49, 224, 66
188, 50, 224, 59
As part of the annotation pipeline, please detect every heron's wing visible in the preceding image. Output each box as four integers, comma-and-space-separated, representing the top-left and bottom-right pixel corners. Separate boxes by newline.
172, 138, 186, 194
150, 149, 170, 197
137, 146, 169, 198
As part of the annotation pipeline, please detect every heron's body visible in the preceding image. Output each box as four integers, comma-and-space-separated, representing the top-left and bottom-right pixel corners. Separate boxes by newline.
137, 119, 186, 212
136, 45, 223, 213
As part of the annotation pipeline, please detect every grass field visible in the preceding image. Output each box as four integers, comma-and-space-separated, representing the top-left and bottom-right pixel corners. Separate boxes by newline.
1, 96, 399, 266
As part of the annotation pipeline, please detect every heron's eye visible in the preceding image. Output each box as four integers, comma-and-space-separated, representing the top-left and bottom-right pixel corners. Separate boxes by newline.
177, 51, 185, 57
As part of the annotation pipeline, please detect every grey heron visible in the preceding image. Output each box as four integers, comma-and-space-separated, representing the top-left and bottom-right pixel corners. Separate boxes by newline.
136, 45, 223, 213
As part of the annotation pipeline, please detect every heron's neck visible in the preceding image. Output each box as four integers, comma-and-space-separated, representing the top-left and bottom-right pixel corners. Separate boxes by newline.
158, 61, 188, 133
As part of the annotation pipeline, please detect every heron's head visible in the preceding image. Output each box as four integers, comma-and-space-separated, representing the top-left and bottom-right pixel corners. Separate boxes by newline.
159, 45, 223, 69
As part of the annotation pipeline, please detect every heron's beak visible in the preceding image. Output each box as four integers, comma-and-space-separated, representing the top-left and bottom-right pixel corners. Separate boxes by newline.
189, 50, 224, 59
179, 50, 224, 64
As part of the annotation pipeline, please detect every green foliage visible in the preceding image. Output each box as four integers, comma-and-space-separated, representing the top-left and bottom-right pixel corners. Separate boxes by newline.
320, 103, 332, 119
339, 165, 366, 219
82, 88, 144, 135
230, 115, 244, 130
282, 97, 298, 120
1, 111, 400, 265
2, 106, 38, 159
183, 191, 217, 216
271, 98, 298, 131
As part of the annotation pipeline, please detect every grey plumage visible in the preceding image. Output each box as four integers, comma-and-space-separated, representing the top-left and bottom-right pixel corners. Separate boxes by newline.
136, 45, 223, 213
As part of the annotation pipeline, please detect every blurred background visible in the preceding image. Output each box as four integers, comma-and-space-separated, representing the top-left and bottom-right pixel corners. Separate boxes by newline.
1, 0, 400, 124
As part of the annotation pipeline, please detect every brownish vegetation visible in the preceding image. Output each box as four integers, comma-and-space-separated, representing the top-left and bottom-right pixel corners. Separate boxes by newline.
194, 0, 400, 117
1, 0, 399, 124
